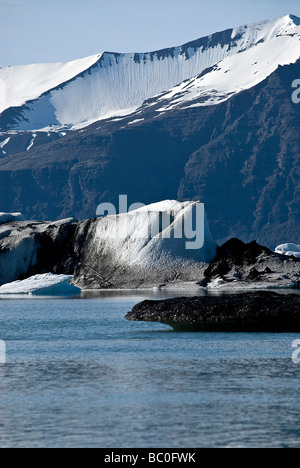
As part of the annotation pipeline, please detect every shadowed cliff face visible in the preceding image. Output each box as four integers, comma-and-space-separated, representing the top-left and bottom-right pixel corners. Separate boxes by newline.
0, 61, 299, 247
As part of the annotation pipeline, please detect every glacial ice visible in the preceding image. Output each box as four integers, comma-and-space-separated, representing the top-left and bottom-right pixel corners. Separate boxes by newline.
0, 273, 80, 296
275, 243, 300, 259
0, 204, 216, 290
0, 213, 25, 224
94, 200, 217, 266
0, 217, 76, 285
0, 54, 101, 114
74, 200, 218, 289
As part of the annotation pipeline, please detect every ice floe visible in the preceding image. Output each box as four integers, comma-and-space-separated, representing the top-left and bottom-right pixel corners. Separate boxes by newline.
0, 273, 80, 296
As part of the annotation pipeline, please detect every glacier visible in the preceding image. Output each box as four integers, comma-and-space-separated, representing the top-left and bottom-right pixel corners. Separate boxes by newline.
1, 15, 300, 132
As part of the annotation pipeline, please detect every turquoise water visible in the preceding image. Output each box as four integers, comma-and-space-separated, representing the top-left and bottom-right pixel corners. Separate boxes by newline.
0, 291, 300, 448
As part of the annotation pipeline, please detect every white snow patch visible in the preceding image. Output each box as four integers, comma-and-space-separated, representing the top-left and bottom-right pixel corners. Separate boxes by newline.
127, 119, 145, 125
26, 133, 36, 151
0, 273, 81, 296
0, 54, 101, 114
155, 31, 300, 111
0, 137, 10, 150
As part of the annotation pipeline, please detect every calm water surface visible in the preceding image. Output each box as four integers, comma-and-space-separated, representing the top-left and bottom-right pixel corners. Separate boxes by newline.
0, 290, 299, 448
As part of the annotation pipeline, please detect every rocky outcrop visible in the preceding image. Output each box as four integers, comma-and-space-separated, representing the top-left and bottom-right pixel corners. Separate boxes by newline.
125, 292, 300, 332
199, 238, 300, 290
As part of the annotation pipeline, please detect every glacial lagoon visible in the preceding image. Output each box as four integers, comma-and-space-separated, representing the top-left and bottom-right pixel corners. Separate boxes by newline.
0, 291, 300, 448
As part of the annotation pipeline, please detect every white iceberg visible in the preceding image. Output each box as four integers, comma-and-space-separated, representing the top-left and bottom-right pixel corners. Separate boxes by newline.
94, 200, 217, 265
0, 273, 81, 296
275, 243, 300, 259
0, 213, 25, 225
75, 200, 217, 289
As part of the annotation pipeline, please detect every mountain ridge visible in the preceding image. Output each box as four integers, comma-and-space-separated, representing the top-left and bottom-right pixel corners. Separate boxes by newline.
1, 14, 300, 132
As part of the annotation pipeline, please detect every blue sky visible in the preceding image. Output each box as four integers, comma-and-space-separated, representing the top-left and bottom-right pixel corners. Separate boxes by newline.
1, 0, 300, 67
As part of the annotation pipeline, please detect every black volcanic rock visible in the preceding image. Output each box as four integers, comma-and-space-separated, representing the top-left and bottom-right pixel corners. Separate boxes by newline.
125, 292, 300, 332
200, 238, 300, 289
202, 238, 273, 281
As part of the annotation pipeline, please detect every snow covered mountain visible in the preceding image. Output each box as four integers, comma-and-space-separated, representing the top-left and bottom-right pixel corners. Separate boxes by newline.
1, 14, 300, 133
149, 15, 300, 111
0, 15, 300, 248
